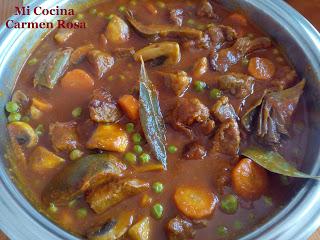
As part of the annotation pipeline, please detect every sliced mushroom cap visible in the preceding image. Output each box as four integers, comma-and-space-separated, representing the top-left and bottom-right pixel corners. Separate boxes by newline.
12, 90, 29, 107
105, 15, 130, 44
134, 42, 181, 65
88, 211, 135, 240
42, 153, 126, 205
7, 121, 38, 148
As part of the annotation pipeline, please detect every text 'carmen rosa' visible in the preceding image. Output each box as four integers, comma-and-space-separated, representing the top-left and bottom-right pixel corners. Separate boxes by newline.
6, 6, 86, 29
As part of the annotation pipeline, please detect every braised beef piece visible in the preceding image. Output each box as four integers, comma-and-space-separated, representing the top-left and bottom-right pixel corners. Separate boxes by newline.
271, 66, 298, 90
87, 50, 114, 79
89, 88, 122, 123
170, 8, 184, 26
212, 119, 240, 156
199, 119, 215, 135
49, 121, 79, 152
197, 0, 219, 20
210, 37, 272, 72
183, 142, 207, 160
169, 98, 210, 137
257, 80, 305, 144
160, 71, 192, 97
211, 96, 238, 122
167, 216, 196, 240
207, 24, 237, 50
214, 163, 232, 194
218, 72, 254, 98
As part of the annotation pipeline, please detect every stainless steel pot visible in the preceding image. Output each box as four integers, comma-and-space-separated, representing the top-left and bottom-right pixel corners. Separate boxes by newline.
1, 0, 320, 239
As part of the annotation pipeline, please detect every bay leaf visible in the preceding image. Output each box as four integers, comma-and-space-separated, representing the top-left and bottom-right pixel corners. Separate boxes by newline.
139, 58, 167, 169
242, 146, 320, 179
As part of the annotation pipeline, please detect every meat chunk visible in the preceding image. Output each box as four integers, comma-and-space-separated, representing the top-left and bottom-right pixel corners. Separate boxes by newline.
183, 142, 207, 160
197, 0, 219, 20
167, 216, 196, 240
89, 88, 122, 123
271, 66, 298, 90
214, 162, 232, 194
212, 119, 240, 155
87, 50, 114, 79
210, 37, 272, 72
207, 24, 237, 50
169, 98, 210, 137
199, 119, 215, 135
86, 178, 149, 214
193, 57, 208, 78
112, 47, 135, 58
170, 8, 184, 27
211, 96, 238, 122
49, 121, 79, 152
218, 73, 254, 98
160, 71, 192, 97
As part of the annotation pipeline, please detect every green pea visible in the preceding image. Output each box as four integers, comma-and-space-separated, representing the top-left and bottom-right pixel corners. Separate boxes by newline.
210, 88, 222, 99
263, 196, 273, 207
130, 0, 137, 6
187, 19, 195, 25
216, 225, 228, 237
151, 203, 163, 219
126, 123, 135, 133
72, 107, 82, 118
76, 13, 85, 20
106, 14, 115, 20
6, 101, 20, 113
97, 12, 105, 17
139, 153, 151, 164
152, 182, 164, 193
156, 1, 166, 8
124, 152, 137, 165
48, 203, 58, 213
8, 112, 21, 122
35, 124, 45, 136
89, 8, 97, 15
167, 145, 178, 154
133, 145, 143, 154
76, 208, 88, 218
107, 75, 114, 81
69, 149, 84, 161
220, 194, 238, 214
194, 81, 206, 92
118, 5, 126, 13
27, 57, 38, 65
234, 220, 243, 230
132, 133, 142, 144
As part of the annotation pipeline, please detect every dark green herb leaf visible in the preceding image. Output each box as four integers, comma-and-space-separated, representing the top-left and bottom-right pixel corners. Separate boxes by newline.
139, 58, 167, 169
34, 48, 73, 89
242, 146, 320, 179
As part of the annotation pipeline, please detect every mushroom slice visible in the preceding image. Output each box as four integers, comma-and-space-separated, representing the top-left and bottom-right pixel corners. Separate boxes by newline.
128, 217, 150, 240
105, 15, 130, 44
134, 42, 181, 65
88, 211, 134, 240
42, 154, 126, 205
12, 90, 29, 107
126, 11, 202, 39
7, 121, 38, 148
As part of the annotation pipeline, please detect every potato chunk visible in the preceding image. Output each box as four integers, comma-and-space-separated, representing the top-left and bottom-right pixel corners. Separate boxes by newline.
105, 15, 130, 43
128, 217, 151, 240
86, 124, 128, 152
29, 146, 65, 173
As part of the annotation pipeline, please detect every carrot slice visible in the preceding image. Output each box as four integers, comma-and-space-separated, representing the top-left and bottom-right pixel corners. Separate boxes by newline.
61, 69, 95, 91
118, 95, 140, 121
248, 57, 276, 80
225, 13, 248, 27
174, 186, 217, 219
231, 158, 269, 201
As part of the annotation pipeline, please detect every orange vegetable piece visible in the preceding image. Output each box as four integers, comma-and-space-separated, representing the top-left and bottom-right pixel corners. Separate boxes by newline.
174, 186, 217, 219
118, 95, 140, 121
32, 97, 53, 111
248, 57, 276, 80
225, 13, 248, 27
231, 158, 269, 201
61, 69, 94, 91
